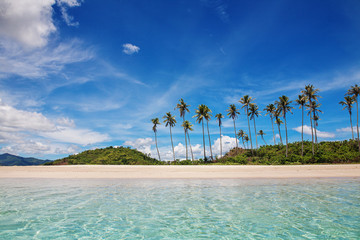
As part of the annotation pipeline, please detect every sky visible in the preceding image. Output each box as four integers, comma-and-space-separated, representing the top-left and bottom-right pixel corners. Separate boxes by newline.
0, 0, 360, 160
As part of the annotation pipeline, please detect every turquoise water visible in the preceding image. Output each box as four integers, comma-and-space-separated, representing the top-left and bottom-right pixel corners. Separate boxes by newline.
0, 178, 359, 239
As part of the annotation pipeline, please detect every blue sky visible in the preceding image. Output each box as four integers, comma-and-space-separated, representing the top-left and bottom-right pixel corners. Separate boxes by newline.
0, 0, 360, 160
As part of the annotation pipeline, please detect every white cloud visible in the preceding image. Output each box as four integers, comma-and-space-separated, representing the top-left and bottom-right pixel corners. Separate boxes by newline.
293, 125, 335, 138
124, 137, 153, 154
57, 0, 82, 27
336, 126, 357, 133
123, 43, 140, 55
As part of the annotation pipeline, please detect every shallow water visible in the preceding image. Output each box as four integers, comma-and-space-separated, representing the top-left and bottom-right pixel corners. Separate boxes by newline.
0, 178, 359, 239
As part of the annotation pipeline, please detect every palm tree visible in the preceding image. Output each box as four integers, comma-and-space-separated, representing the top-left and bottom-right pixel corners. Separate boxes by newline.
237, 129, 246, 149
274, 112, 283, 145
163, 112, 176, 161
175, 99, 190, 160
264, 104, 276, 145
244, 134, 249, 149
302, 84, 320, 155
339, 96, 355, 140
306, 101, 322, 144
295, 94, 307, 157
215, 113, 224, 157
347, 84, 360, 151
248, 103, 260, 149
193, 104, 207, 161
239, 95, 254, 153
151, 118, 161, 161
257, 130, 267, 145
226, 104, 240, 150
182, 120, 194, 161
204, 106, 213, 160
275, 95, 294, 157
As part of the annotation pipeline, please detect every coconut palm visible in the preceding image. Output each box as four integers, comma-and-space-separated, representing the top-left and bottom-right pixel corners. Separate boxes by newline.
244, 134, 249, 149
257, 130, 267, 145
239, 95, 254, 153
204, 106, 213, 160
347, 84, 360, 151
193, 104, 207, 161
264, 103, 276, 145
295, 94, 307, 156
151, 118, 161, 161
306, 101, 322, 144
248, 103, 260, 149
182, 120, 194, 161
274, 112, 283, 145
237, 129, 246, 149
163, 112, 176, 161
339, 96, 355, 140
215, 113, 224, 157
275, 95, 294, 157
226, 104, 240, 150
175, 99, 190, 160
302, 84, 320, 155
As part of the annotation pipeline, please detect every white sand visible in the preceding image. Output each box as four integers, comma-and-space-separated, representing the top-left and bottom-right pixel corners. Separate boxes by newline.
0, 164, 359, 179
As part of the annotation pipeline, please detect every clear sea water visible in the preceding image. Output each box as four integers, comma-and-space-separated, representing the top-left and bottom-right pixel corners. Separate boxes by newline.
0, 178, 359, 239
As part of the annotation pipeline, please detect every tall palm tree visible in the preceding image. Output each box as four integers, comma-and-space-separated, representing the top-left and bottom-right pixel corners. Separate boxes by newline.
306, 101, 322, 144
276, 95, 294, 157
302, 84, 320, 155
151, 118, 161, 161
204, 106, 213, 160
244, 134, 249, 149
163, 112, 176, 161
226, 104, 240, 150
237, 129, 246, 149
347, 84, 360, 151
193, 104, 207, 161
339, 96, 355, 140
295, 94, 307, 157
257, 130, 267, 145
239, 95, 254, 153
274, 112, 283, 145
182, 120, 194, 161
248, 103, 260, 149
175, 99, 190, 160
215, 113, 224, 157
264, 103, 276, 145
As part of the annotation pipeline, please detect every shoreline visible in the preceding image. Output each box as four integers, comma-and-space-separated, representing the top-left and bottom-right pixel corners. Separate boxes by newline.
0, 164, 359, 179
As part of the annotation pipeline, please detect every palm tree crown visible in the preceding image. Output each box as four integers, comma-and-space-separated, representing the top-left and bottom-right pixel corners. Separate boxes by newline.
151, 118, 160, 132
226, 104, 240, 120
163, 112, 176, 127
175, 98, 190, 118
215, 113, 224, 126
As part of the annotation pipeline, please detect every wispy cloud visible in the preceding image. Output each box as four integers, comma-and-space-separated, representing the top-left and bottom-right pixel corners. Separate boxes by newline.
57, 0, 82, 27
123, 43, 140, 55
293, 125, 335, 138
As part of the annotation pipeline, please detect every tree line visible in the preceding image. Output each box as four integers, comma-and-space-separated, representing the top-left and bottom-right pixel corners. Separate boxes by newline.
151, 84, 360, 161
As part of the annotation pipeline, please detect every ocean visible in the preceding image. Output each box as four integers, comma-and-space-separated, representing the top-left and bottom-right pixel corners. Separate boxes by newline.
1, 178, 359, 239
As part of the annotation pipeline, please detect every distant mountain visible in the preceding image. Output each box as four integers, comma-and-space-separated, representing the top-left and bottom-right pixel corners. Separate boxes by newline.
47, 146, 163, 165
0, 153, 52, 166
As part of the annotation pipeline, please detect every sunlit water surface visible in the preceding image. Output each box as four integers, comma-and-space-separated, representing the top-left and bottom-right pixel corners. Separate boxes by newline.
0, 178, 359, 239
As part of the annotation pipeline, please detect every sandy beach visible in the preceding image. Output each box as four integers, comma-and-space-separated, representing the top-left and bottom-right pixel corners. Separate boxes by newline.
0, 164, 359, 179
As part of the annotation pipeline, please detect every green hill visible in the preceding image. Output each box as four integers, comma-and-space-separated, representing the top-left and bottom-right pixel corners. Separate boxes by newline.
0, 153, 52, 166
46, 146, 164, 165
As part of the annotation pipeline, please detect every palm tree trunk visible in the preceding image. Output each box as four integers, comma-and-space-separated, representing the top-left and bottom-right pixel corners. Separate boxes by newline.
301, 106, 304, 157
277, 123, 283, 145
357, 99, 360, 151
313, 111, 318, 144
233, 118, 238, 150
284, 114, 288, 158
155, 131, 161, 161
202, 120, 206, 161
207, 120, 213, 160
253, 118, 258, 149
310, 115, 314, 156
350, 112, 354, 140
183, 116, 188, 161
219, 125, 222, 158
246, 108, 253, 154
187, 132, 194, 161
242, 138, 246, 149
271, 116, 276, 145
262, 136, 267, 145
170, 126, 175, 161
